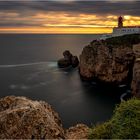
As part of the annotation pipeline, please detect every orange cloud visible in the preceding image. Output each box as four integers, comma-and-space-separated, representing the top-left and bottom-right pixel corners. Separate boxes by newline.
0, 27, 112, 34
0, 12, 140, 33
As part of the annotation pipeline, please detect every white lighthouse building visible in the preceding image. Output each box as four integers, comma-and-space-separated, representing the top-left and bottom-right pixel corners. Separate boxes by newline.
100, 16, 140, 40
112, 16, 140, 36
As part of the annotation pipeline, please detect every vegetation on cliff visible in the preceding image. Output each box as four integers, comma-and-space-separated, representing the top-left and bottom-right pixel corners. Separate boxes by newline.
105, 34, 140, 47
88, 98, 140, 139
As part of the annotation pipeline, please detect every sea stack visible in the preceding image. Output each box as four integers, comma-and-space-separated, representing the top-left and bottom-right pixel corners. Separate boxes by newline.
58, 50, 79, 68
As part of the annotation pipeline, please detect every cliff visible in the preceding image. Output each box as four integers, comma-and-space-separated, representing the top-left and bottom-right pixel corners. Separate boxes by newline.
0, 96, 139, 139
0, 96, 64, 139
131, 43, 140, 97
79, 34, 140, 85
0, 96, 89, 139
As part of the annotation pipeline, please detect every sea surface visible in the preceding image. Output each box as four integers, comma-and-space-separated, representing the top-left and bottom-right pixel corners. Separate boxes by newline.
0, 34, 128, 128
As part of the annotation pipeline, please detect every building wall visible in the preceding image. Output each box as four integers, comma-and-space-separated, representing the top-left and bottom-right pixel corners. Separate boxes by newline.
113, 27, 140, 36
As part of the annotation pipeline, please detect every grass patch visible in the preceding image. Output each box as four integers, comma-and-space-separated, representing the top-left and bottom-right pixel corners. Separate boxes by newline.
88, 98, 140, 139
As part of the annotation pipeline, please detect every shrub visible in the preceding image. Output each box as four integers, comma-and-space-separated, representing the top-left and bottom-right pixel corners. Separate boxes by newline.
88, 121, 112, 139
88, 98, 140, 139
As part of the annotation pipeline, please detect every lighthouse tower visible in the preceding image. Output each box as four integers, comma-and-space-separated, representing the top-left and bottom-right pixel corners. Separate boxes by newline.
118, 16, 123, 28
100, 16, 140, 40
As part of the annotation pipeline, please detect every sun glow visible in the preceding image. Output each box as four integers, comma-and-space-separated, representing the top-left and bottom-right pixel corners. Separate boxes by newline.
0, 12, 140, 34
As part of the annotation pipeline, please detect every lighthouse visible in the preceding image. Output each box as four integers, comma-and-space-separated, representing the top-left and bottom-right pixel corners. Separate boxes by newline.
113, 16, 140, 36
118, 16, 123, 28
100, 16, 140, 40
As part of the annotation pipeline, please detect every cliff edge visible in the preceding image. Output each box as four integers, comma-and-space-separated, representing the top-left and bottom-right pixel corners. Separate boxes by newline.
0, 96, 64, 139
79, 34, 140, 86
0, 96, 89, 139
131, 43, 140, 97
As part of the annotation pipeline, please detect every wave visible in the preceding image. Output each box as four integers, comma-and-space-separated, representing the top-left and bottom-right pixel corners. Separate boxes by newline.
118, 84, 127, 88
0, 61, 57, 68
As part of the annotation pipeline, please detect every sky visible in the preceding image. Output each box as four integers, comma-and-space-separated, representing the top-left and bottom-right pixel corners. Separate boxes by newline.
0, 0, 140, 34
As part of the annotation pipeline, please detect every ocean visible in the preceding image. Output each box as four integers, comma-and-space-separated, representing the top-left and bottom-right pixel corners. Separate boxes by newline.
0, 34, 127, 128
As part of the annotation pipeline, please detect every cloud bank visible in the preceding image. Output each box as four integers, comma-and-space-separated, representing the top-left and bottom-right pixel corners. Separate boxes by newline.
0, 0, 139, 33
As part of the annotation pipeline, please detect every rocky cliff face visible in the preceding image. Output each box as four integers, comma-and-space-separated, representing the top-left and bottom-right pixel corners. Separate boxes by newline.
80, 34, 140, 96
0, 96, 89, 139
0, 96, 64, 139
79, 40, 135, 85
65, 124, 89, 139
131, 44, 140, 98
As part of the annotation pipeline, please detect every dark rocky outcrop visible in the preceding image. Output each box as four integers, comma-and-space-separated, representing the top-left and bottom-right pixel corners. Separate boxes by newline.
131, 44, 140, 98
71, 56, 79, 67
0, 96, 64, 139
58, 58, 71, 68
79, 34, 140, 85
58, 50, 79, 68
63, 50, 73, 60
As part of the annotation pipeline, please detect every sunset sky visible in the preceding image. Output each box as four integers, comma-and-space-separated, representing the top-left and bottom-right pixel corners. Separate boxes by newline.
0, 0, 140, 34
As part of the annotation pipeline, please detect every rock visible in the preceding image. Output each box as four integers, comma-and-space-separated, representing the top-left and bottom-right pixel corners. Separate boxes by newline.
79, 35, 139, 85
131, 44, 140, 98
65, 124, 89, 139
57, 58, 71, 68
71, 56, 79, 68
0, 96, 64, 139
58, 50, 79, 68
133, 43, 140, 58
0, 96, 90, 139
63, 50, 73, 61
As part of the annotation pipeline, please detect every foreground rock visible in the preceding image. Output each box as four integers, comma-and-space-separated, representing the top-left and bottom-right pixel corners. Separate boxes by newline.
65, 124, 89, 139
0, 96, 64, 139
131, 43, 140, 98
79, 34, 140, 85
58, 50, 79, 68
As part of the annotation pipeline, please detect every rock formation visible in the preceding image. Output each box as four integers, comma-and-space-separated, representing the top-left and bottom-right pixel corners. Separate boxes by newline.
79, 34, 140, 85
71, 56, 79, 68
79, 41, 134, 85
0, 96, 64, 139
131, 43, 140, 98
65, 124, 89, 139
58, 50, 79, 68
0, 96, 90, 139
